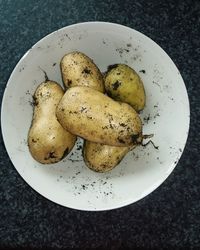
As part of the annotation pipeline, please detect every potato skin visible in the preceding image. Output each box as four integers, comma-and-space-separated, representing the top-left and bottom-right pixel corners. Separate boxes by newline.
28, 81, 76, 164
105, 64, 146, 112
60, 51, 105, 92
56, 86, 142, 147
83, 141, 135, 172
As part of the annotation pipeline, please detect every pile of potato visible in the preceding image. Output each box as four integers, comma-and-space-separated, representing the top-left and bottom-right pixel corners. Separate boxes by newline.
28, 51, 146, 172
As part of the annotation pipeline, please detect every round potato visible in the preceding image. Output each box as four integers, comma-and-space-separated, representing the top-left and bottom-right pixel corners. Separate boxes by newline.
105, 64, 146, 112
60, 51, 105, 92
83, 141, 135, 172
28, 81, 76, 164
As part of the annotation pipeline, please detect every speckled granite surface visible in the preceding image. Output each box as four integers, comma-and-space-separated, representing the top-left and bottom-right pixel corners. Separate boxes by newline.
0, 0, 200, 249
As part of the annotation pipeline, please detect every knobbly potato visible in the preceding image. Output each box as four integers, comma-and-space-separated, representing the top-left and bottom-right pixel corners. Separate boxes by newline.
56, 86, 142, 147
83, 141, 135, 172
105, 64, 146, 112
28, 81, 76, 164
60, 51, 105, 92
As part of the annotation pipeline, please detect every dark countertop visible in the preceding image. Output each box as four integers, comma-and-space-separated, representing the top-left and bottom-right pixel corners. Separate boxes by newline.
0, 0, 199, 249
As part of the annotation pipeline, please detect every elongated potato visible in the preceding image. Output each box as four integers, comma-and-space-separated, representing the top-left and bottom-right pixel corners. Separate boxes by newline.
105, 64, 146, 112
56, 86, 142, 146
83, 141, 135, 172
60, 51, 105, 92
28, 81, 76, 164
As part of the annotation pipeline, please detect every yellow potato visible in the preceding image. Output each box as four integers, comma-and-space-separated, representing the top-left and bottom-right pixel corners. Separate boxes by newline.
28, 81, 76, 164
56, 86, 142, 147
83, 141, 135, 172
60, 51, 105, 92
105, 64, 146, 112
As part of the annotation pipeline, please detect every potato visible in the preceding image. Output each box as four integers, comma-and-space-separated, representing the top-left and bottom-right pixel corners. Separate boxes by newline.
105, 64, 146, 112
83, 141, 135, 172
56, 86, 142, 147
60, 51, 105, 92
28, 81, 76, 164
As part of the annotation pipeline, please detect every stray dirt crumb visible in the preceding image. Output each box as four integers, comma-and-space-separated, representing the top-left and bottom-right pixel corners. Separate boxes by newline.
77, 145, 82, 151
143, 114, 151, 123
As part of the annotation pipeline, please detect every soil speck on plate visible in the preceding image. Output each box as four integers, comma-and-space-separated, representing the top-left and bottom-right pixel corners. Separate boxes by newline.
65, 34, 71, 40
116, 48, 130, 57
81, 185, 86, 190
19, 67, 25, 72
77, 145, 82, 151
143, 114, 151, 123
153, 80, 161, 90
28, 100, 35, 107
68, 158, 82, 163
154, 113, 160, 119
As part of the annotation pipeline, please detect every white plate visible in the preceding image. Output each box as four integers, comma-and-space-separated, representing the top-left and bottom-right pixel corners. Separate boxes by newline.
1, 22, 190, 211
